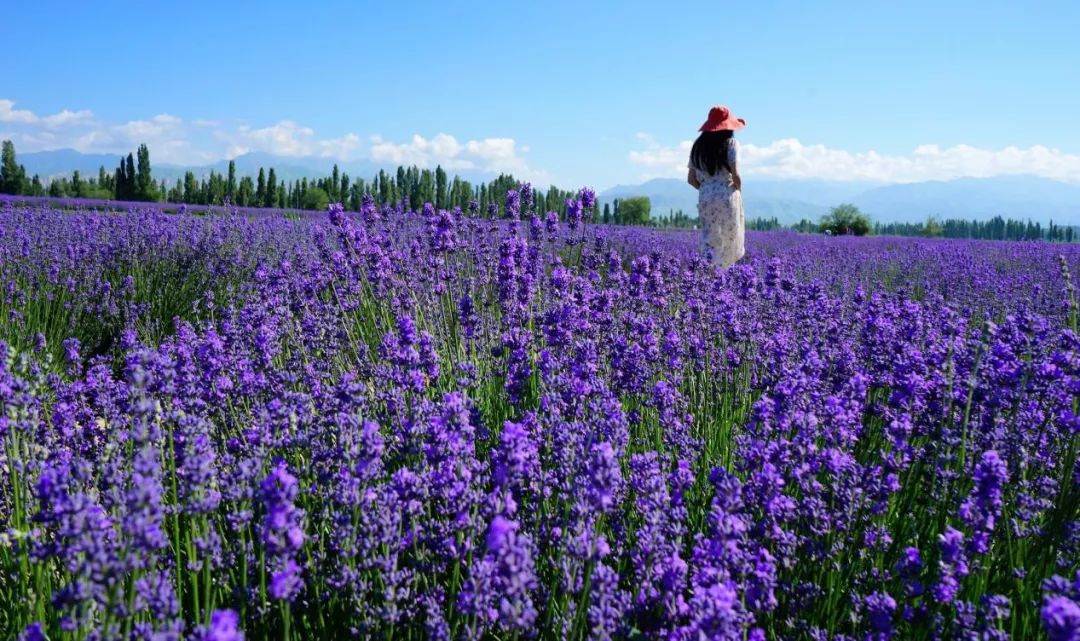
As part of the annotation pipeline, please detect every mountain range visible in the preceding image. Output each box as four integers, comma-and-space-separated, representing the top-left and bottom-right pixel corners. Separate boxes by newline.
16, 148, 499, 187
15, 149, 1080, 225
601, 175, 1080, 225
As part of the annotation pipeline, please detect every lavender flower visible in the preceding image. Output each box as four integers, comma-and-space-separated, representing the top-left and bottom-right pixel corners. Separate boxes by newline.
566, 198, 584, 232
959, 450, 1008, 555
19, 623, 46, 641
260, 461, 305, 601
935, 526, 969, 604
3, 197, 1080, 639
505, 189, 521, 220
201, 609, 245, 641
1042, 596, 1080, 641
459, 515, 539, 635
519, 182, 534, 210
863, 591, 897, 635
579, 187, 596, 210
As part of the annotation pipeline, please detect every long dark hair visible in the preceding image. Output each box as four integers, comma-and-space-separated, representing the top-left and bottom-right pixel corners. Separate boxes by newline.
690, 130, 734, 176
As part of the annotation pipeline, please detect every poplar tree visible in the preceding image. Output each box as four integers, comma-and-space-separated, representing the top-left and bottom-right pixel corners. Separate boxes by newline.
266, 168, 277, 208
255, 168, 266, 206
0, 140, 22, 194
71, 170, 84, 198
135, 144, 153, 200
238, 176, 254, 206
124, 154, 136, 199
435, 165, 448, 209
226, 160, 237, 202
183, 172, 198, 203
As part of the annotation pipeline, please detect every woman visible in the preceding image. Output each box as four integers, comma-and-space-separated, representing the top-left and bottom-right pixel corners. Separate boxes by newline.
687, 105, 746, 267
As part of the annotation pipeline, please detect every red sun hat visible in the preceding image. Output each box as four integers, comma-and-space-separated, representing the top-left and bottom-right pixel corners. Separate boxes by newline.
699, 105, 746, 132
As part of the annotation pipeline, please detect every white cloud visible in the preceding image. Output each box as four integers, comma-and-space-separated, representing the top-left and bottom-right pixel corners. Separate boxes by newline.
628, 133, 693, 172
372, 133, 465, 167
0, 97, 550, 178
317, 132, 362, 159
0, 100, 94, 128
232, 120, 316, 156
115, 114, 183, 141
41, 109, 94, 128
63, 113, 218, 164
0, 99, 38, 124
630, 135, 1080, 183
217, 122, 364, 161
370, 133, 546, 180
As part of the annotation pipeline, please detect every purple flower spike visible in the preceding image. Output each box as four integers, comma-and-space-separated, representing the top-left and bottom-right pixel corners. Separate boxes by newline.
486, 514, 516, 552
1042, 596, 1080, 641
202, 609, 245, 641
19, 623, 46, 641
579, 186, 596, 210
959, 450, 1008, 556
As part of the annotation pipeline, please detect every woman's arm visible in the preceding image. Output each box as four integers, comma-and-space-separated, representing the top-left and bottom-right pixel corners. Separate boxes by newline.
732, 172, 741, 191
687, 167, 701, 190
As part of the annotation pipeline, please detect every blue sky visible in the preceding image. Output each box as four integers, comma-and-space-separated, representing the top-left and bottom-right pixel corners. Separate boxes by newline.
3, 0, 1079, 189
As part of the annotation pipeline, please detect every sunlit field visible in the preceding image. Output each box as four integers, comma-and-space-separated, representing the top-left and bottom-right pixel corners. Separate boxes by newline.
1, 192, 1078, 640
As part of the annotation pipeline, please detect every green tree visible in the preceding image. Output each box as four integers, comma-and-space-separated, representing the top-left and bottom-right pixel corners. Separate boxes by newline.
255, 168, 266, 206
113, 156, 127, 200
226, 160, 237, 202
820, 203, 871, 236
435, 165, 448, 209
302, 187, 330, 211
71, 170, 84, 198
396, 166, 407, 204
266, 168, 278, 208
922, 215, 944, 237
618, 196, 651, 225
124, 154, 136, 199
1, 140, 24, 194
135, 144, 153, 200
237, 176, 255, 206
378, 170, 391, 204
183, 172, 198, 203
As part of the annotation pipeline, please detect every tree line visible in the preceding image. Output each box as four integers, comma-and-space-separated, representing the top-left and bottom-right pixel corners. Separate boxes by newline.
595, 200, 696, 228
5, 141, 1077, 238
0, 140, 597, 222
782, 205, 1078, 242
1, 140, 683, 227
873, 215, 1075, 242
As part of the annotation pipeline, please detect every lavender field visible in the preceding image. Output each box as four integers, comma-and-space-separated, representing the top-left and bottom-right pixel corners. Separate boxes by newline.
1, 191, 1078, 641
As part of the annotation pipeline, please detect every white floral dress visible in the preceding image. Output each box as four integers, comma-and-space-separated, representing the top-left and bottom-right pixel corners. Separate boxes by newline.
690, 140, 744, 267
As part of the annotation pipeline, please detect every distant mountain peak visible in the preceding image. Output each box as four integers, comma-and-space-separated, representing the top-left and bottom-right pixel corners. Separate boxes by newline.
15, 148, 504, 187
600, 175, 1080, 225
13, 148, 1080, 224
